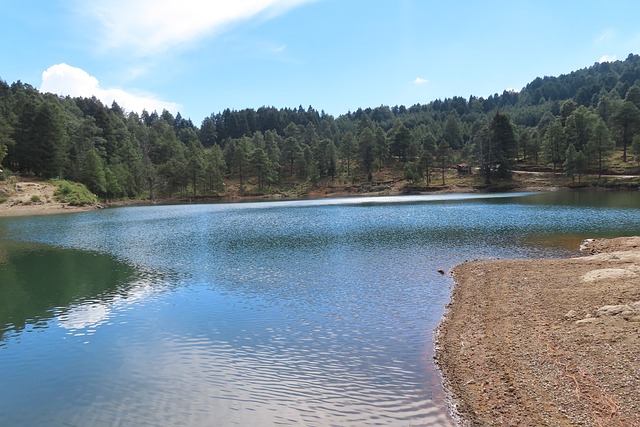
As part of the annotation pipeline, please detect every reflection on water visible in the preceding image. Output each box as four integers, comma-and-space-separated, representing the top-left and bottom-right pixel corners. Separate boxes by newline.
1, 191, 640, 426
0, 241, 137, 339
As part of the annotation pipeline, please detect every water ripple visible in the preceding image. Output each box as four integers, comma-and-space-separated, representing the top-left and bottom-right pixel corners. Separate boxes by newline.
3, 192, 640, 425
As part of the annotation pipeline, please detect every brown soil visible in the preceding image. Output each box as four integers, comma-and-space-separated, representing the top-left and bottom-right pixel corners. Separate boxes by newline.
0, 180, 95, 217
436, 237, 640, 426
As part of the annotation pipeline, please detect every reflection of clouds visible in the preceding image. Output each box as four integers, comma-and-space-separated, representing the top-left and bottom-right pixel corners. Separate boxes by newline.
77, 331, 453, 427
57, 303, 110, 330
56, 280, 160, 331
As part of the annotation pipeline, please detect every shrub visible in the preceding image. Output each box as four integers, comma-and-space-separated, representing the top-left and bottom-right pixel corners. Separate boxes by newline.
52, 180, 97, 206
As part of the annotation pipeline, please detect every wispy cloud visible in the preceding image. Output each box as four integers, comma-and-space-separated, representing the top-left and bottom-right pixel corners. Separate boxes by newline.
599, 54, 617, 63
40, 63, 180, 114
595, 28, 615, 44
273, 44, 287, 53
76, 0, 317, 57
413, 77, 429, 85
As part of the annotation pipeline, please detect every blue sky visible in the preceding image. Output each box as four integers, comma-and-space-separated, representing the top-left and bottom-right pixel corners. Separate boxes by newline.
2, 0, 639, 125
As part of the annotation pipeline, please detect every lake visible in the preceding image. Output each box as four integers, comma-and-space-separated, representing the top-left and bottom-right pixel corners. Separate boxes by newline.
1, 191, 639, 426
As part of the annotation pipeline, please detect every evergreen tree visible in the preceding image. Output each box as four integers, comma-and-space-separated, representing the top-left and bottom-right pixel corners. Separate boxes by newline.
518, 127, 531, 162
564, 106, 595, 152
542, 118, 566, 171
477, 112, 517, 183
233, 137, 252, 189
443, 110, 464, 149
0, 115, 13, 166
79, 148, 106, 195
632, 134, 640, 165
389, 121, 412, 163
434, 140, 453, 185
564, 144, 587, 183
559, 100, 577, 126
251, 147, 269, 190
104, 164, 124, 199
586, 118, 614, 178
340, 131, 356, 176
624, 84, 640, 109
563, 144, 578, 183
282, 122, 302, 178
199, 116, 217, 147
324, 138, 338, 180
596, 94, 613, 123
186, 138, 205, 196
358, 127, 375, 175
611, 99, 640, 161
264, 130, 281, 183
282, 136, 301, 178
204, 145, 225, 194
30, 100, 67, 178
418, 144, 435, 186
373, 125, 388, 171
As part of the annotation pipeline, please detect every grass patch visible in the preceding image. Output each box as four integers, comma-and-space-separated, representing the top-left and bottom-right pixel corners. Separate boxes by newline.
52, 180, 97, 206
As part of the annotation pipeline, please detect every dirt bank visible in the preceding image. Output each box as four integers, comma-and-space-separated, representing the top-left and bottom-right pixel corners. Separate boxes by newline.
0, 181, 96, 217
436, 237, 640, 426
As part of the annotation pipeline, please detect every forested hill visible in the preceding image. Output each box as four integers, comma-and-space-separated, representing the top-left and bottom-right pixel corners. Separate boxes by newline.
1, 53, 640, 200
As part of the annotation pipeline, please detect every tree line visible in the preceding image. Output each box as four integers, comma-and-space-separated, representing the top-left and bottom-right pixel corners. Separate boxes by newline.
2, 54, 640, 199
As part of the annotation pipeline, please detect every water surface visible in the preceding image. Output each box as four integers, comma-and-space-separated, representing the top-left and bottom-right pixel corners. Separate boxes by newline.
1, 191, 639, 426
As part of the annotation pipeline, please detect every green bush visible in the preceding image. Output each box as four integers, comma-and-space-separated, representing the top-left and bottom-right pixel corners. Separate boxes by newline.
30, 194, 41, 203
52, 180, 97, 206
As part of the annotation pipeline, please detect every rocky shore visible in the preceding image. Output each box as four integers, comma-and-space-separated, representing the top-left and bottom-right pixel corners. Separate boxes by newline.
436, 237, 640, 426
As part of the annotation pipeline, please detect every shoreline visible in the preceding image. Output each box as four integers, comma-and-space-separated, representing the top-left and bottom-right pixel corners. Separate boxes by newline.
2, 169, 637, 218
0, 179, 564, 218
435, 237, 640, 426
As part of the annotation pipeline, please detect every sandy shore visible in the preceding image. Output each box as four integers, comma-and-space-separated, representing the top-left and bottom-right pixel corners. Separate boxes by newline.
436, 237, 640, 426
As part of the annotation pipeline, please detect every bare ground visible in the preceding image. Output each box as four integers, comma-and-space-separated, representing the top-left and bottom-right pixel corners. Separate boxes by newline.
0, 180, 95, 217
436, 237, 640, 427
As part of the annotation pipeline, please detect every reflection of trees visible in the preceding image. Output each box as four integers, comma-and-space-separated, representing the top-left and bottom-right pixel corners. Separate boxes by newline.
0, 241, 136, 339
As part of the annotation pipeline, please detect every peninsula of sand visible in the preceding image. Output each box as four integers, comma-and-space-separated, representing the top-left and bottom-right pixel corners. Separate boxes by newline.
436, 236, 640, 426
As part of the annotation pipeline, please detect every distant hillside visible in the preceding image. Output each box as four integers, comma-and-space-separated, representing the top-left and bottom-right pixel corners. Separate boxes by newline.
1, 54, 639, 199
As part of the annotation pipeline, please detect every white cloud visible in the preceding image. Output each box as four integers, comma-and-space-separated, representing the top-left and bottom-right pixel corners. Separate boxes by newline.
40, 63, 180, 114
413, 77, 429, 85
599, 54, 617, 63
77, 0, 317, 56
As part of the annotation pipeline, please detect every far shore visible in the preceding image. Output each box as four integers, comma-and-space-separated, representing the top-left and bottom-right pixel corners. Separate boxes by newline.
0, 179, 561, 219
2, 166, 639, 219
